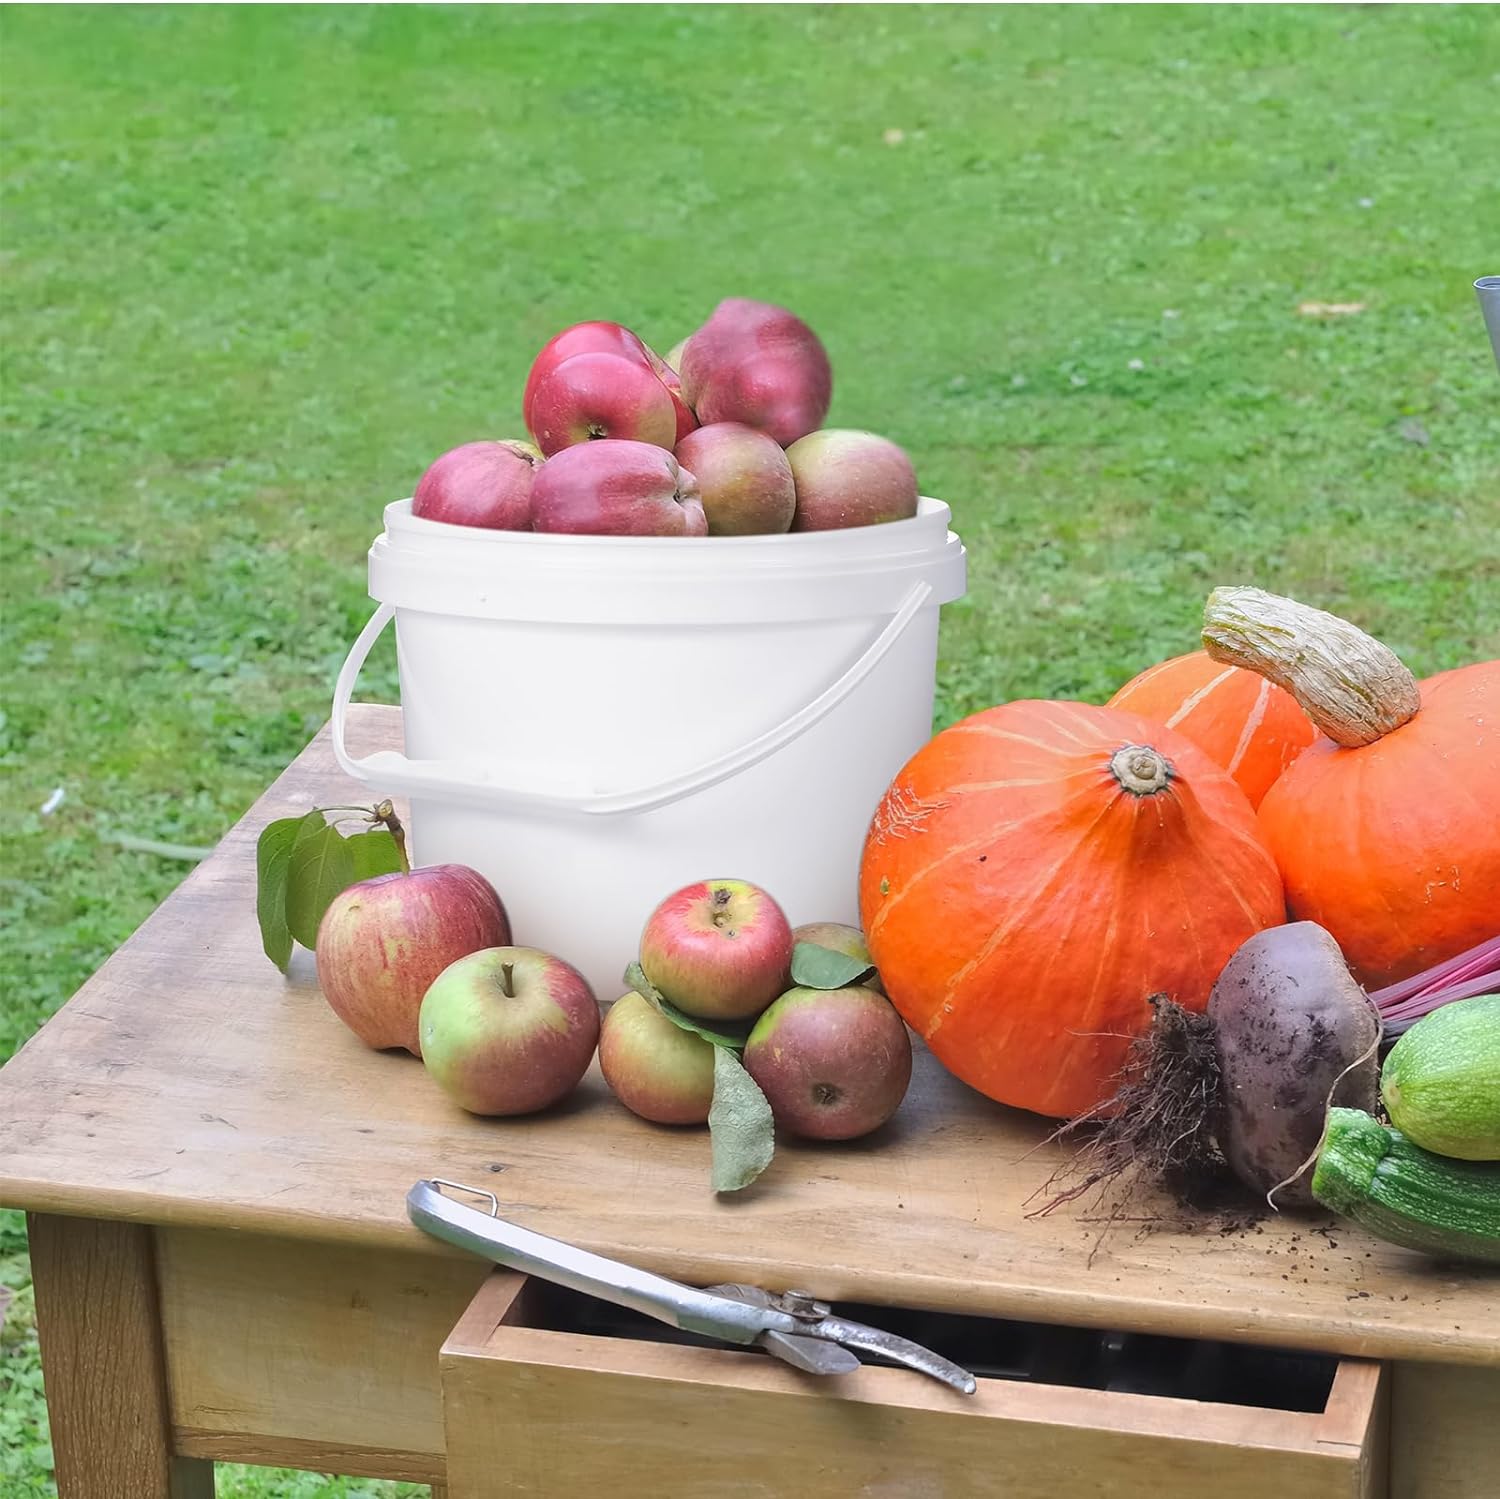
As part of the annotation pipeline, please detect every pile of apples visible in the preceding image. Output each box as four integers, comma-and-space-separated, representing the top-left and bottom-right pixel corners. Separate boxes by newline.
409, 298, 921, 538
607, 879, 911, 1141
315, 861, 912, 1143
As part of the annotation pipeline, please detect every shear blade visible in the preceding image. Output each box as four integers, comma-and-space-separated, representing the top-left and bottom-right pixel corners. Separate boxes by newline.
760, 1330, 862, 1376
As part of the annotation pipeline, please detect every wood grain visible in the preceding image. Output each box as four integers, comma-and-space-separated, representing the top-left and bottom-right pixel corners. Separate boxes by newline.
442, 1272, 1386, 1499
157, 1226, 485, 1481
2, 707, 1497, 1368
173, 1431, 437, 1485
1390, 1361, 1500, 1499
28, 1214, 215, 1499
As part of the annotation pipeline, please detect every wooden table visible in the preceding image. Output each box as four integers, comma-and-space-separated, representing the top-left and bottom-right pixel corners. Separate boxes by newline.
2, 707, 1495, 1499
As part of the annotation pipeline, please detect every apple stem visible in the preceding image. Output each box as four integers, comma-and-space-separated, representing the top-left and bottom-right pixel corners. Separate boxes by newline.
370, 799, 411, 874
500, 961, 516, 999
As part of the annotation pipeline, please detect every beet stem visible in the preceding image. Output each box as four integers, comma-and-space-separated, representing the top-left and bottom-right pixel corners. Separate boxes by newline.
1368, 933, 1500, 1031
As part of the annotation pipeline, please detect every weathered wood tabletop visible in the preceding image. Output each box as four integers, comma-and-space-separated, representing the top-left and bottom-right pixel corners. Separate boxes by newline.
2, 706, 1496, 1372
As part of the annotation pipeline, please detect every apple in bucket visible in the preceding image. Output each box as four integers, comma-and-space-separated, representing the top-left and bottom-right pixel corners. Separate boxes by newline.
419, 947, 601, 1115
651, 358, 698, 444
674, 422, 795, 536
528, 350, 680, 456
599, 990, 716, 1125
639, 878, 794, 1021
788, 429, 919, 531
531, 439, 707, 537
524, 320, 693, 444
524, 321, 657, 429
744, 984, 912, 1140
411, 440, 543, 530
315, 864, 511, 1057
679, 298, 832, 447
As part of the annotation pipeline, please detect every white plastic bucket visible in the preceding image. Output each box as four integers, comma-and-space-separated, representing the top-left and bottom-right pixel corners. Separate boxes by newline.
332, 498, 966, 999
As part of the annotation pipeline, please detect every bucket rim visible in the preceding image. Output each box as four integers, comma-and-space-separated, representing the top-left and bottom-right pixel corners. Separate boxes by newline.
380, 494, 954, 551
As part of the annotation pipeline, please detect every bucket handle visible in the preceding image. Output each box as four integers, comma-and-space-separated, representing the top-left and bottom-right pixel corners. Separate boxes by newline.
331, 581, 933, 818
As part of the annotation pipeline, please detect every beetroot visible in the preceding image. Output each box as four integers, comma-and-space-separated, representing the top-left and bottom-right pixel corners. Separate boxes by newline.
1209, 923, 1378, 1206
1039, 921, 1380, 1219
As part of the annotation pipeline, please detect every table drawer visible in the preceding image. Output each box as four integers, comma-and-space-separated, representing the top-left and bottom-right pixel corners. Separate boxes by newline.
440, 1272, 1388, 1499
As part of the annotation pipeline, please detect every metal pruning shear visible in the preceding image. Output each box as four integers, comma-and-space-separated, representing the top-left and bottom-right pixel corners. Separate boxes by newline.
407, 1178, 976, 1395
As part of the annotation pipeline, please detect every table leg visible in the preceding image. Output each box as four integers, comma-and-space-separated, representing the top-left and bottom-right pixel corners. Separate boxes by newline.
28, 1214, 214, 1499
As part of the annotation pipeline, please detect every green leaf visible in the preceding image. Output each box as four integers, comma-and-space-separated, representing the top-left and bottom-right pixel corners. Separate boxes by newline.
790, 941, 874, 991
285, 815, 356, 950
708, 1046, 775, 1193
345, 827, 403, 882
623, 962, 754, 1050
256, 811, 321, 972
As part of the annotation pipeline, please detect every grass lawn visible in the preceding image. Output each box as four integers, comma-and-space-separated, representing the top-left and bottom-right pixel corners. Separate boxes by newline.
2, 4, 1497, 1493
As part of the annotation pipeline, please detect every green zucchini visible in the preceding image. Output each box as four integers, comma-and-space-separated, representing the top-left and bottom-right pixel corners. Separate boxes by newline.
1381, 994, 1500, 1161
1311, 1108, 1500, 1265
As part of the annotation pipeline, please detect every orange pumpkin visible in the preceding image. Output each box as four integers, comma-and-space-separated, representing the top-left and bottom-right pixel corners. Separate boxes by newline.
1205, 589, 1500, 989
859, 699, 1285, 1120
1108, 650, 1317, 808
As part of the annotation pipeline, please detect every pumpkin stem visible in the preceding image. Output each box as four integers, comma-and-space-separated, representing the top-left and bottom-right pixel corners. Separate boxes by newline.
1109, 744, 1173, 795
1201, 587, 1420, 748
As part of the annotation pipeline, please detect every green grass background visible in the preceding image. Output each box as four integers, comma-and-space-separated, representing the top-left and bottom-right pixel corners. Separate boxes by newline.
2, 4, 1498, 1493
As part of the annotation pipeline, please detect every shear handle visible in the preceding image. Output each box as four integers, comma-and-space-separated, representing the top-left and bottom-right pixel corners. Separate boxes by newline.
406, 1180, 792, 1345
809, 1315, 978, 1395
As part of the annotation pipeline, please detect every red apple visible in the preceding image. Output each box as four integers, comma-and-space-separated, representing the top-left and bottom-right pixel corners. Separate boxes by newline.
674, 422, 795, 536
528, 351, 679, 456
639, 879, 793, 1021
787, 429, 919, 531
530, 439, 707, 537
418, 946, 600, 1116
662, 336, 691, 376
791, 921, 884, 994
411, 440, 543, 530
743, 985, 911, 1140
678, 298, 832, 447
599, 990, 715, 1125
314, 865, 510, 1057
523, 321, 655, 434
647, 353, 699, 444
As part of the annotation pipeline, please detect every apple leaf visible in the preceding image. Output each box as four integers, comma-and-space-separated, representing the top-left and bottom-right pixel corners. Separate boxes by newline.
345, 827, 404, 883
708, 1046, 775, 1193
256, 810, 322, 972
790, 941, 875, 991
623, 962, 754, 1050
285, 816, 356, 950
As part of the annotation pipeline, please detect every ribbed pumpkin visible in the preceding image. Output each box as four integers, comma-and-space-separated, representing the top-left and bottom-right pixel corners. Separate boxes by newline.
1204, 587, 1500, 990
1108, 650, 1316, 808
858, 699, 1285, 1119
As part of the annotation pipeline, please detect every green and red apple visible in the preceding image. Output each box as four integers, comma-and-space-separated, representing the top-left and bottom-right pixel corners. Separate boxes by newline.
419, 947, 600, 1116
599, 990, 715, 1125
787, 429, 918, 531
674, 422, 795, 536
639, 878, 793, 1021
744, 984, 911, 1140
792, 921, 884, 993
